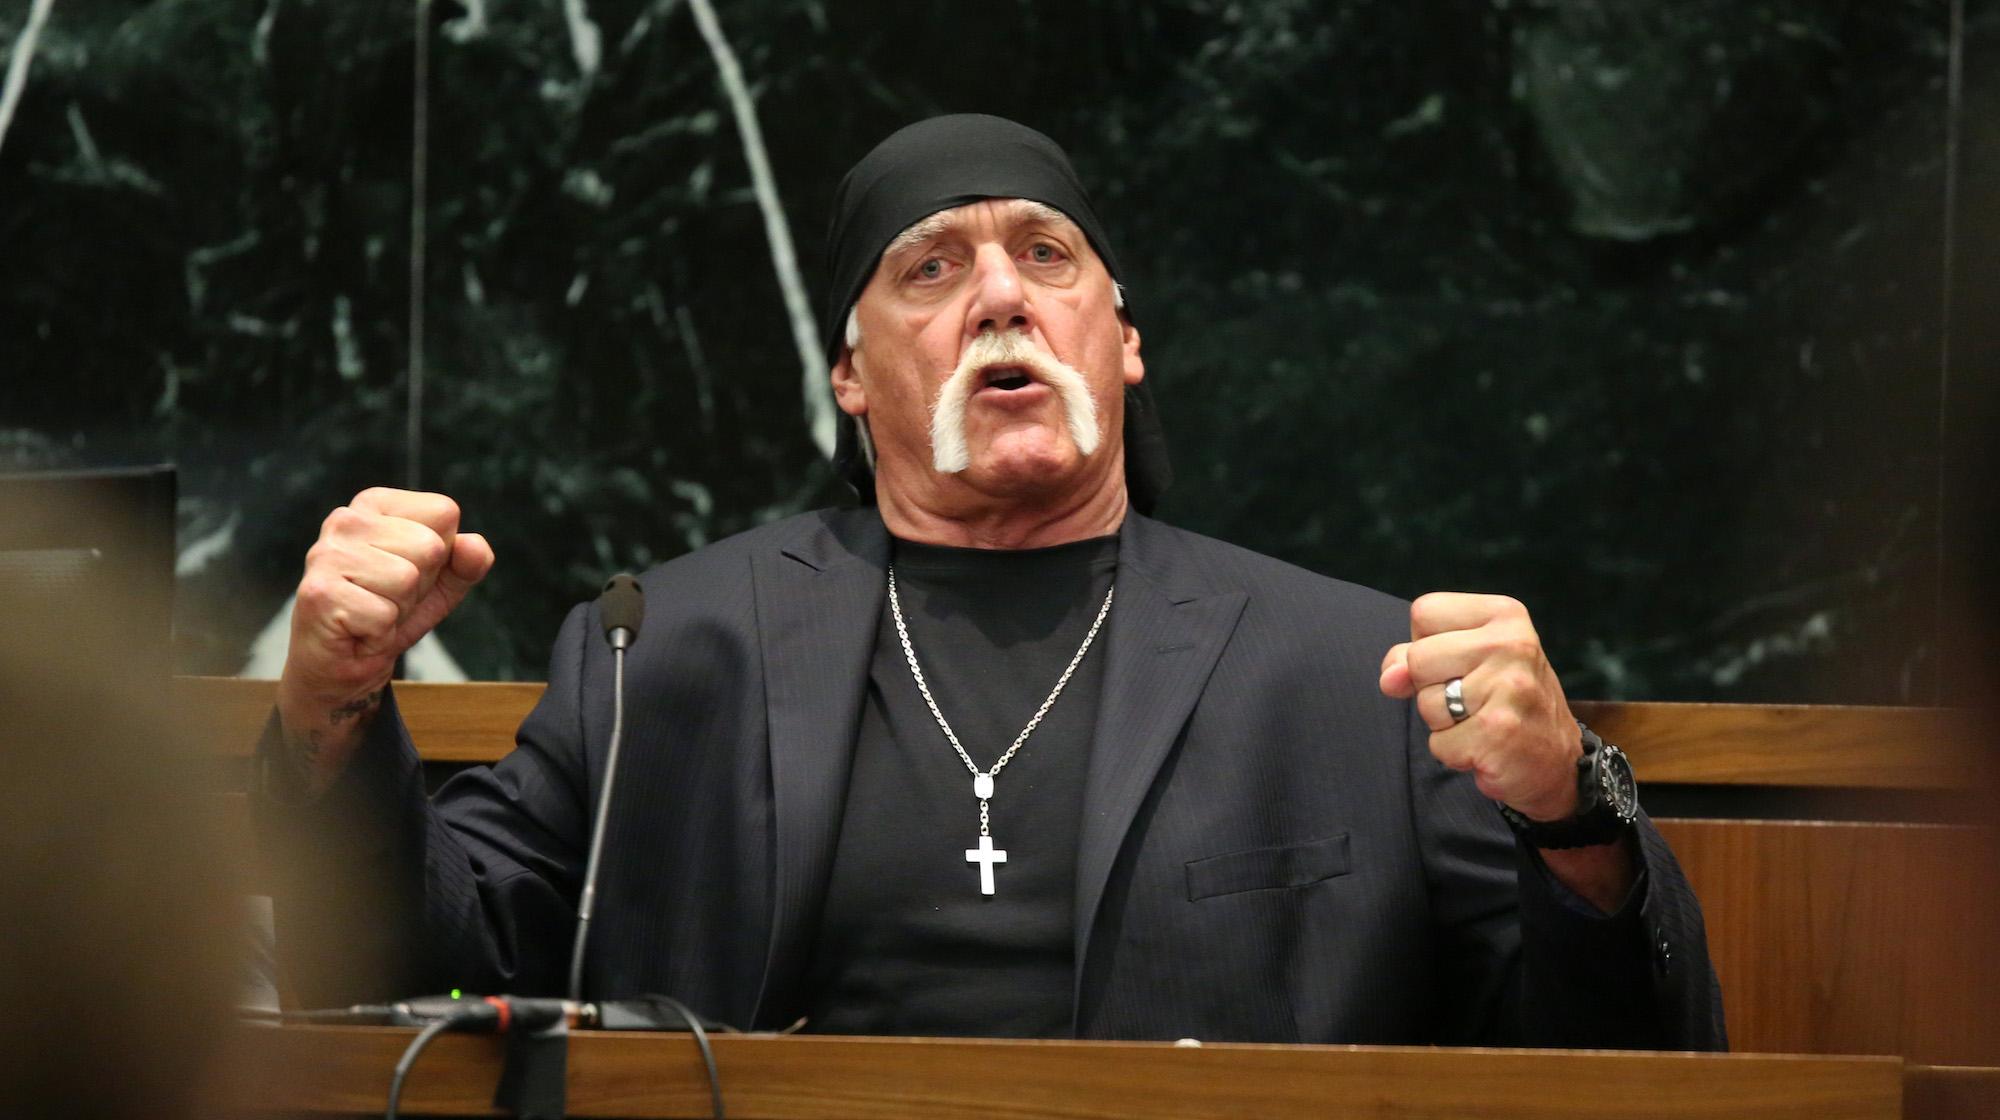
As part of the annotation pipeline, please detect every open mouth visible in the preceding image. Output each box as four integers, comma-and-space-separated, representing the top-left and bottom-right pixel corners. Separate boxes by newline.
981, 365, 1035, 391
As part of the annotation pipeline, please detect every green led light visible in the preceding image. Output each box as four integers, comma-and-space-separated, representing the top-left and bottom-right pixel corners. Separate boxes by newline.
450, 988, 462, 999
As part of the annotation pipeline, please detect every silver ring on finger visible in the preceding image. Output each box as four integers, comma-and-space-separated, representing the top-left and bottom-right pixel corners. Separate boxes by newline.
1443, 676, 1470, 723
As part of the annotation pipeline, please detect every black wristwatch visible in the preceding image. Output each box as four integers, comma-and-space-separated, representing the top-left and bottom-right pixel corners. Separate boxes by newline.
1497, 724, 1639, 849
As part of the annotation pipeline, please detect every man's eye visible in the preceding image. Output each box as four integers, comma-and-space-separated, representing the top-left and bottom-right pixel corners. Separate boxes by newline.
1028, 244, 1060, 264
917, 258, 945, 279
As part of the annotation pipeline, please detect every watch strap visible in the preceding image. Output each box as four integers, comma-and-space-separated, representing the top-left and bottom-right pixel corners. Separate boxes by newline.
1497, 724, 1636, 850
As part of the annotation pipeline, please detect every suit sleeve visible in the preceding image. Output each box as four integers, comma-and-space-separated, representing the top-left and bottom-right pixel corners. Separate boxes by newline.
1403, 700, 1728, 1049
251, 603, 597, 1006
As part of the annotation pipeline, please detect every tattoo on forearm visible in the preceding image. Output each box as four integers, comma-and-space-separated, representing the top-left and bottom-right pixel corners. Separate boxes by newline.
280, 691, 380, 790
328, 690, 384, 725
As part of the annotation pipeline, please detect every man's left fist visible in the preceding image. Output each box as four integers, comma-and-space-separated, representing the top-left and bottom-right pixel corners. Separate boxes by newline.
1379, 592, 1582, 822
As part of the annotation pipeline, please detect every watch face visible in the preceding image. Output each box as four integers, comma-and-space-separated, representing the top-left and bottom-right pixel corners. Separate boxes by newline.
1598, 745, 1639, 820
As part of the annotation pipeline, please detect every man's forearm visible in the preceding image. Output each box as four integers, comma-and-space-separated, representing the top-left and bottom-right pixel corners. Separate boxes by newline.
274, 685, 385, 799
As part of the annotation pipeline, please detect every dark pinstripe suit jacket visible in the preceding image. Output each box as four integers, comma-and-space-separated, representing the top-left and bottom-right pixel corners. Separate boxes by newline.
260, 507, 1726, 1048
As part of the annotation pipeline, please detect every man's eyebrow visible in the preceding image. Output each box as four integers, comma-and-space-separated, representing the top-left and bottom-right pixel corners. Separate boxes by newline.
1011, 200, 1072, 228
880, 200, 1079, 262
883, 212, 957, 260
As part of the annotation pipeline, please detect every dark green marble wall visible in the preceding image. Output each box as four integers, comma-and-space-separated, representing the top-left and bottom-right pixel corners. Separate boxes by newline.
2, 0, 1991, 701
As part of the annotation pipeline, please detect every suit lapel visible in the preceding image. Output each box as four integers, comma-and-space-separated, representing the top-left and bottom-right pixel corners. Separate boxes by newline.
749, 510, 887, 1027
1073, 514, 1247, 1005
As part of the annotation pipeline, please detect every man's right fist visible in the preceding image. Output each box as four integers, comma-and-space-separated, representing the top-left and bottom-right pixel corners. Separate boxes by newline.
275, 488, 494, 789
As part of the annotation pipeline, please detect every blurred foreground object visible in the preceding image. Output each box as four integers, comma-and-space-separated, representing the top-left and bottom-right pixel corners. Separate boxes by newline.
0, 467, 175, 695
0, 472, 239, 1118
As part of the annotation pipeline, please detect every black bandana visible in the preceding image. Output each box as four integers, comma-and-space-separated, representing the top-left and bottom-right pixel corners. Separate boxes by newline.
821, 114, 1171, 513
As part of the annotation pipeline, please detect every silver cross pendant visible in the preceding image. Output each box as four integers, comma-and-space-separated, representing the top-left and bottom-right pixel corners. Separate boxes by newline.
965, 834, 1008, 896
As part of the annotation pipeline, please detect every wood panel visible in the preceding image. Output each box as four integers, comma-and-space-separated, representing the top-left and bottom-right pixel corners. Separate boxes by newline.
217, 1026, 1903, 1119
1573, 701, 1988, 791
1656, 819, 2000, 1065
223, 808, 1996, 1066
179, 676, 542, 764
185, 676, 1990, 791
1906, 1066, 2000, 1120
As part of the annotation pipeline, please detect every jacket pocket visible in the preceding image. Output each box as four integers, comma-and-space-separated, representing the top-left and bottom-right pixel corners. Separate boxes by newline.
1185, 833, 1352, 901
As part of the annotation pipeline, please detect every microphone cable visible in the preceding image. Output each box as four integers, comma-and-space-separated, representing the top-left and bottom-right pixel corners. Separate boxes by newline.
235, 1005, 396, 1023
244, 996, 727, 1118
383, 1000, 503, 1120
654, 994, 723, 1119
385, 1016, 456, 1120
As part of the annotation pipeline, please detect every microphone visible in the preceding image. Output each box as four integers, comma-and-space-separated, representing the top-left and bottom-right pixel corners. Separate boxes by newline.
286, 574, 733, 1119
567, 573, 644, 1003
599, 572, 643, 651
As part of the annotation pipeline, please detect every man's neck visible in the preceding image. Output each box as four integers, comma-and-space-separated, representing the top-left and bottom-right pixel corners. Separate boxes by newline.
876, 476, 1129, 550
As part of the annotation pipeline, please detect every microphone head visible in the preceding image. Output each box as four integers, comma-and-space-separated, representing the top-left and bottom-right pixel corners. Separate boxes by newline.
599, 573, 644, 645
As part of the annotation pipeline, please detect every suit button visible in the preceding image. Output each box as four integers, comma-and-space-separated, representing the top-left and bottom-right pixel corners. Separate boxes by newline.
1653, 935, 1673, 977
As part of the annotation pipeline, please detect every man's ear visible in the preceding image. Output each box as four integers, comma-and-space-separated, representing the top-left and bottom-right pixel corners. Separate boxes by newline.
831, 347, 869, 418
1120, 319, 1145, 387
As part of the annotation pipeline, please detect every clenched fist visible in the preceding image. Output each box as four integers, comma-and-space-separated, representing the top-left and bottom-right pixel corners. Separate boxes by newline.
1379, 592, 1639, 910
275, 488, 494, 793
1377, 593, 1582, 823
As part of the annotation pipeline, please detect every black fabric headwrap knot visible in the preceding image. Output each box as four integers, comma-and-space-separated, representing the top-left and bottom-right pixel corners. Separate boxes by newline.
821, 113, 1172, 513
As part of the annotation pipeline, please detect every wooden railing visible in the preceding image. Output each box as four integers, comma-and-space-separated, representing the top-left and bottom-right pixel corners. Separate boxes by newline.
220, 1027, 1915, 1119
182, 677, 1993, 789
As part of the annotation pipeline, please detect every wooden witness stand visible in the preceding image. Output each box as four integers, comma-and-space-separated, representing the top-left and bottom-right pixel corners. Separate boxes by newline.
224, 1026, 1913, 1119
191, 679, 2000, 1118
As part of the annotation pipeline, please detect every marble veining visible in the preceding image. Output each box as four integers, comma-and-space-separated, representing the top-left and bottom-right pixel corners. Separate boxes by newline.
0, 0, 1984, 702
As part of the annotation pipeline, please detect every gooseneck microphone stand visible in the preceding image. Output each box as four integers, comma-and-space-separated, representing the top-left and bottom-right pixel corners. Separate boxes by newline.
568, 572, 643, 1003
302, 574, 724, 1119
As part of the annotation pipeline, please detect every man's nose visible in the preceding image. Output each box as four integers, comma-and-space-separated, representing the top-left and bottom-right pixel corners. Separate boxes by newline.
966, 244, 1030, 336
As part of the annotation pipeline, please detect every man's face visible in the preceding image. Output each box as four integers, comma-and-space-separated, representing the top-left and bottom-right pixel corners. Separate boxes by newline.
831, 198, 1144, 507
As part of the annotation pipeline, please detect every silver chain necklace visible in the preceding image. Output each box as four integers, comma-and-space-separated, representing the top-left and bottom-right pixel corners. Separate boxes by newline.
887, 566, 1114, 896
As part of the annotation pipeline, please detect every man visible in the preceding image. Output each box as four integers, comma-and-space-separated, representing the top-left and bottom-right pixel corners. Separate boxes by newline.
257, 115, 1725, 1047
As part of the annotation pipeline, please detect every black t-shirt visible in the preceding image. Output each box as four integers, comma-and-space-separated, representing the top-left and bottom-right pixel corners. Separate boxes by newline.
799, 533, 1119, 1037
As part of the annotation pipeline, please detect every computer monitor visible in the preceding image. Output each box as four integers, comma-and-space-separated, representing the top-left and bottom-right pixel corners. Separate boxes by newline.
0, 465, 177, 687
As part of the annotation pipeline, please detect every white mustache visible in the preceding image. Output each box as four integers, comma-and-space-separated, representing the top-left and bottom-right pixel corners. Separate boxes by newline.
930, 331, 1101, 473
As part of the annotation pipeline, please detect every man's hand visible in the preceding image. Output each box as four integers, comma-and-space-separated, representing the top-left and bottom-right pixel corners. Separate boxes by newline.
275, 488, 494, 795
1379, 593, 1585, 821
1379, 593, 1636, 912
